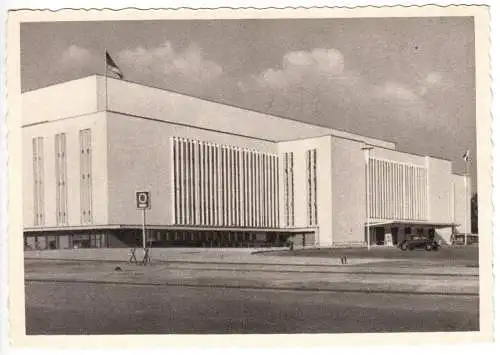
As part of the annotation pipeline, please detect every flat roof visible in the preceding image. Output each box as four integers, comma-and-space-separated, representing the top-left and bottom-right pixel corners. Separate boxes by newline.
366, 220, 459, 228
23, 74, 396, 149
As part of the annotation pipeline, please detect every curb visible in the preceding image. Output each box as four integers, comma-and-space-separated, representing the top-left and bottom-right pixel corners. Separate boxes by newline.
25, 278, 479, 297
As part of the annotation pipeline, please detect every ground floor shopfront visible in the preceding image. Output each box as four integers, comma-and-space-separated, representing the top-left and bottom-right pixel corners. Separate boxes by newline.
23, 227, 318, 250
24, 222, 456, 250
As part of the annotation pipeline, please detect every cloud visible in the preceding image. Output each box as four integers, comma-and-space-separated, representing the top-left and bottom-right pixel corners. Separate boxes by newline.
375, 81, 420, 102
424, 72, 443, 86
418, 71, 448, 95
252, 48, 345, 90
238, 47, 423, 113
60, 45, 92, 66
231, 47, 451, 144
117, 41, 223, 94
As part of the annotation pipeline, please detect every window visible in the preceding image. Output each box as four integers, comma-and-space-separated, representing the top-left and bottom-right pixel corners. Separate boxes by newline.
283, 152, 295, 226
55, 133, 68, 225
306, 149, 318, 226
79, 129, 93, 224
32, 137, 45, 226
370, 158, 428, 221
172, 137, 279, 228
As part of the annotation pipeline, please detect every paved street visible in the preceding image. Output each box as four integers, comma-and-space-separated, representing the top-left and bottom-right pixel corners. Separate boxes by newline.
25, 281, 479, 335
23, 247, 480, 335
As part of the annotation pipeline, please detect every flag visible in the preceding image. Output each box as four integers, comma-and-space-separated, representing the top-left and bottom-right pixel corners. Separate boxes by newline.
106, 51, 123, 79
462, 149, 471, 162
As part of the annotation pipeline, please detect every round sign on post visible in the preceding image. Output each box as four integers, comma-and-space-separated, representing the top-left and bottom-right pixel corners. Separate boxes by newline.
136, 191, 151, 265
136, 191, 151, 209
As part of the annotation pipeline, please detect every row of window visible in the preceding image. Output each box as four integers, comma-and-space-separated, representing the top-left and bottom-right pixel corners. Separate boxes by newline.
55, 133, 68, 225
79, 129, 93, 224
284, 150, 319, 227
31, 133, 432, 228
283, 152, 295, 226
306, 149, 318, 226
24, 233, 104, 250
172, 137, 280, 227
368, 158, 428, 220
31, 129, 93, 226
153, 230, 266, 242
32, 137, 45, 226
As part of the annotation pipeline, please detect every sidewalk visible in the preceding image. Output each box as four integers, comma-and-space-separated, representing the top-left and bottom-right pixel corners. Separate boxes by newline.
25, 261, 479, 296
24, 248, 479, 276
25, 249, 479, 296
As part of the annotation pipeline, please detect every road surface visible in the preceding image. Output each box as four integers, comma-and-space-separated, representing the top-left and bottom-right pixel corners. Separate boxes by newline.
25, 281, 479, 335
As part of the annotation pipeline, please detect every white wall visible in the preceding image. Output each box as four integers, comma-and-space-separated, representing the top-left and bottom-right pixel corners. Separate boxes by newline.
100, 76, 395, 149
452, 174, 471, 234
23, 112, 108, 228
22, 76, 99, 126
372, 146, 426, 166
426, 157, 453, 223
106, 111, 276, 226
330, 137, 366, 244
277, 136, 333, 246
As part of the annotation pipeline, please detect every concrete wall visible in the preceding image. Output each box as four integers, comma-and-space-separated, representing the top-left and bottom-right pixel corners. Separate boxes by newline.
23, 112, 108, 228
277, 136, 333, 247
330, 137, 366, 245
100, 76, 395, 149
452, 174, 471, 234
426, 157, 453, 223
372, 146, 427, 166
22, 76, 98, 126
106, 111, 276, 227
22, 76, 467, 245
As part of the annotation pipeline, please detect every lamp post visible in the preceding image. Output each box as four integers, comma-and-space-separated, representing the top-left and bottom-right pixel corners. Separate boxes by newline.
362, 145, 374, 250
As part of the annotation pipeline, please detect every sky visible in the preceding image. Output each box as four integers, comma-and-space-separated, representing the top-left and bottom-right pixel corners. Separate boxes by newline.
20, 17, 477, 190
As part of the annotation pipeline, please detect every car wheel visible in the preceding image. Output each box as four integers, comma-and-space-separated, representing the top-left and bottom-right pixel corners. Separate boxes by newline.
400, 242, 408, 251
425, 244, 432, 251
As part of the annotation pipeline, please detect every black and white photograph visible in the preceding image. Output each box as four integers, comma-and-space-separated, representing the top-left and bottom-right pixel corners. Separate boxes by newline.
3, 4, 493, 347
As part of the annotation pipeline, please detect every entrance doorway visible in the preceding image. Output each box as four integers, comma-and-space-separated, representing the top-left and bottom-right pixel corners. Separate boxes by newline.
391, 227, 399, 245
375, 227, 385, 245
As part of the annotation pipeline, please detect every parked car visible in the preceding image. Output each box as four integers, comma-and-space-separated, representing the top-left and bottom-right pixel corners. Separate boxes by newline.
399, 235, 439, 251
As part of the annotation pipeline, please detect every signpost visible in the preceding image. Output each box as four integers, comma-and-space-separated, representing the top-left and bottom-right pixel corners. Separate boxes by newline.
136, 191, 151, 265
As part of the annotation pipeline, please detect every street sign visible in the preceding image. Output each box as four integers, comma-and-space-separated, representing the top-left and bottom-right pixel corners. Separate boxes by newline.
136, 191, 151, 265
136, 191, 151, 209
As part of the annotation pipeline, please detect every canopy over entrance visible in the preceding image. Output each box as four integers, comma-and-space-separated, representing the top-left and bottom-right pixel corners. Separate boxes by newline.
364, 220, 459, 246
365, 220, 459, 229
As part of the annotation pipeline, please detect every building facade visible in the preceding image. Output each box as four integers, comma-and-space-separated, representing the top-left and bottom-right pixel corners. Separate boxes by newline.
22, 75, 471, 249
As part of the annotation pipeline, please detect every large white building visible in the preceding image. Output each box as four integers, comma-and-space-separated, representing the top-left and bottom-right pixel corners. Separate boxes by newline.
22, 75, 470, 249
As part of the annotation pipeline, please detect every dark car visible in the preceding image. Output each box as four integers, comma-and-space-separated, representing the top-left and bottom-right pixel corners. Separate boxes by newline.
399, 235, 439, 251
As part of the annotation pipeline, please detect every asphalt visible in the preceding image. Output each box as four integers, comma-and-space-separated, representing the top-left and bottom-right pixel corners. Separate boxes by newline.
24, 251, 479, 296
24, 248, 480, 334
25, 281, 479, 334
